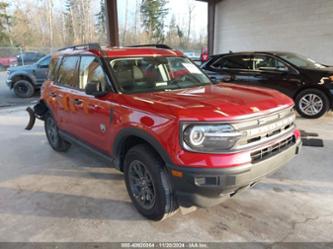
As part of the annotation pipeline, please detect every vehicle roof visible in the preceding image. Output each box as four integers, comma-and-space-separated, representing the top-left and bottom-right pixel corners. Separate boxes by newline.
55, 47, 184, 58
212, 51, 295, 57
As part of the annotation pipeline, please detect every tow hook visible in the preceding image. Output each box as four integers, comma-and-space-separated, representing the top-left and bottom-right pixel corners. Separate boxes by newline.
25, 101, 48, 130
25, 107, 36, 130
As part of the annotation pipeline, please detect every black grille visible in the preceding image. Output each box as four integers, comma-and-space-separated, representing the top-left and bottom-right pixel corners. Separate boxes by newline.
251, 136, 295, 163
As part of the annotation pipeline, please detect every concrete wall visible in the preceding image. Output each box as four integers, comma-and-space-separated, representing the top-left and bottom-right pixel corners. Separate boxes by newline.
214, 0, 333, 64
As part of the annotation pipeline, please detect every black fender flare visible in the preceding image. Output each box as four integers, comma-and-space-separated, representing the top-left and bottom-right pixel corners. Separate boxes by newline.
9, 72, 36, 87
112, 127, 173, 170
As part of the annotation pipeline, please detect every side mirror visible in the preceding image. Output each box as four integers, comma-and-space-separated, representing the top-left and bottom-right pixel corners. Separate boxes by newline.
210, 76, 219, 84
277, 67, 289, 73
85, 81, 107, 97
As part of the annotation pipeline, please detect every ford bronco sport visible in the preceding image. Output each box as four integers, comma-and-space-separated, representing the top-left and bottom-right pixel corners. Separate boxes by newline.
26, 44, 301, 220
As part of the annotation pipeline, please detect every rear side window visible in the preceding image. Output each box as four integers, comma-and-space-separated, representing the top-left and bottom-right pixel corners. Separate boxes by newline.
57, 56, 79, 88
48, 56, 61, 81
211, 55, 252, 70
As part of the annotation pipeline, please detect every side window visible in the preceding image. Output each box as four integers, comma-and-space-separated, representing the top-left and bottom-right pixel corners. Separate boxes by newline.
24, 53, 34, 61
79, 56, 107, 91
38, 56, 51, 68
211, 55, 252, 70
57, 56, 79, 88
253, 55, 289, 71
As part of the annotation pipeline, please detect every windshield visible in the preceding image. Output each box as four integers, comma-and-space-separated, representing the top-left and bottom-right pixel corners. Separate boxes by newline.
278, 53, 326, 69
109, 56, 211, 93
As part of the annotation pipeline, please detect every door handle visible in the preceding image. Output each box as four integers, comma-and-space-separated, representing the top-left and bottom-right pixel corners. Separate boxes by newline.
88, 104, 101, 111
49, 92, 57, 98
72, 98, 83, 105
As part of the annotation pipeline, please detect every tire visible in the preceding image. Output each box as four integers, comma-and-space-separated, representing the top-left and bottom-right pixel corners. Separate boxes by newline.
295, 88, 329, 119
13, 80, 35, 98
124, 144, 178, 220
44, 113, 71, 152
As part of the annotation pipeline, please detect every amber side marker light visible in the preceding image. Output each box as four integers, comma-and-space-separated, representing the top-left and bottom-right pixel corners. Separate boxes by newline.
171, 170, 183, 178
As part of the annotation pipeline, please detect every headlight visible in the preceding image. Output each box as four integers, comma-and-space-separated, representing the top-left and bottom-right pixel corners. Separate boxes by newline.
329, 75, 333, 82
182, 124, 242, 152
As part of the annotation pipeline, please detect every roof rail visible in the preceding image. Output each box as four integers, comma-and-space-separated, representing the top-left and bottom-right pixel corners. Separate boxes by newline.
128, 44, 172, 49
58, 43, 101, 51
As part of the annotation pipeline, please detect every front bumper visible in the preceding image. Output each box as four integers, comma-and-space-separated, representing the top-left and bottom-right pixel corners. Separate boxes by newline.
6, 79, 12, 88
167, 139, 301, 208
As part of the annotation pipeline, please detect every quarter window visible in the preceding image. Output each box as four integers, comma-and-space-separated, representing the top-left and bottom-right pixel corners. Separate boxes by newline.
57, 56, 79, 88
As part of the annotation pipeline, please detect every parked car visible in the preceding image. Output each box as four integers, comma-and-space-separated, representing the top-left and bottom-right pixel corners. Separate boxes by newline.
16, 52, 45, 66
0, 56, 17, 70
201, 52, 333, 118
26, 44, 301, 220
6, 55, 51, 98
200, 47, 209, 64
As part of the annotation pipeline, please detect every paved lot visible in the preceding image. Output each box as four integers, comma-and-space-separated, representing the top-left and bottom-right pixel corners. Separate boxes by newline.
0, 106, 332, 242
0, 72, 39, 108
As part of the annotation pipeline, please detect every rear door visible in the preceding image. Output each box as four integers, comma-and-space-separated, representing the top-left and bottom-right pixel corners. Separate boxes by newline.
50, 55, 80, 132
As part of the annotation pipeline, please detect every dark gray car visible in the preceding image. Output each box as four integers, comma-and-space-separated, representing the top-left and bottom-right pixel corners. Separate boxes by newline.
6, 55, 51, 98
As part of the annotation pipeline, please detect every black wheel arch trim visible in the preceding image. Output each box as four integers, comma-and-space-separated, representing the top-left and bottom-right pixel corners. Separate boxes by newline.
112, 127, 173, 170
10, 72, 37, 86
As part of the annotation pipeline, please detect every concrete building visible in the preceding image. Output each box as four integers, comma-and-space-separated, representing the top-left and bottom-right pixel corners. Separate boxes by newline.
200, 0, 333, 64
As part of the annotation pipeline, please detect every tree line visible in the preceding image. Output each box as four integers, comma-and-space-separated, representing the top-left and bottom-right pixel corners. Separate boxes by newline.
0, 0, 207, 51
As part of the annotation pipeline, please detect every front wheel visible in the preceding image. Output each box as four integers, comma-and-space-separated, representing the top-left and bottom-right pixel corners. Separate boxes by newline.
13, 80, 35, 98
44, 113, 71, 152
124, 144, 178, 220
295, 89, 329, 119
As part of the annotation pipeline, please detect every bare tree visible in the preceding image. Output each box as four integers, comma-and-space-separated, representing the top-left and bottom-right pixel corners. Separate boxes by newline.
186, 0, 195, 47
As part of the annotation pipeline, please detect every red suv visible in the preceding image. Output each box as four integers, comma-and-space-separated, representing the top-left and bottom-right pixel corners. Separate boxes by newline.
27, 44, 301, 220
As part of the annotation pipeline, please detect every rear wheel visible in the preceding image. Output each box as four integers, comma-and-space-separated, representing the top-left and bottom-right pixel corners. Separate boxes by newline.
295, 89, 329, 119
44, 113, 71, 152
124, 144, 178, 220
13, 80, 35, 98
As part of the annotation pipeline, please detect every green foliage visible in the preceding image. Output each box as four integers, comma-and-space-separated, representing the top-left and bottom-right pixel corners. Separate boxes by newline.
140, 0, 169, 43
0, 1, 11, 46
96, 0, 107, 44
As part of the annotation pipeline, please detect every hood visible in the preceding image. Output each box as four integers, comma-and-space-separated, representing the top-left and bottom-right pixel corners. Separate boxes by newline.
8, 64, 36, 72
121, 83, 294, 121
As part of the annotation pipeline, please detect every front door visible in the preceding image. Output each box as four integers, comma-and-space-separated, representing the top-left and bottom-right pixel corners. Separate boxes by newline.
251, 54, 302, 97
68, 56, 113, 153
35, 56, 51, 85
